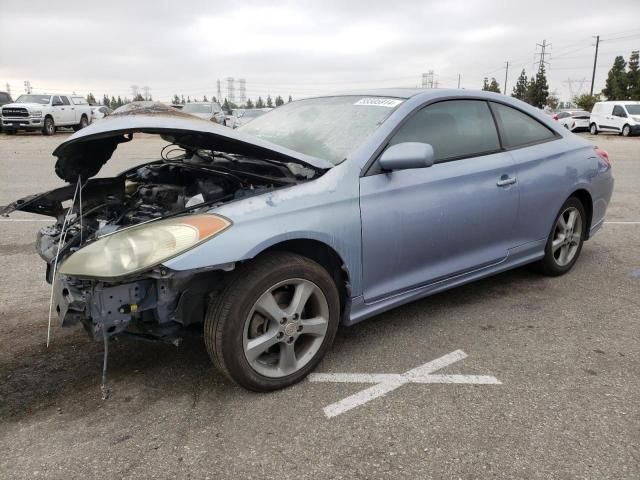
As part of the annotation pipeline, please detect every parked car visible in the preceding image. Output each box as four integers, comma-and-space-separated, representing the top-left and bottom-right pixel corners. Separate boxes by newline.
554, 110, 591, 132
1, 91, 613, 392
1, 94, 92, 135
233, 108, 271, 127
181, 101, 227, 125
589, 101, 640, 136
0, 91, 13, 132
91, 106, 112, 122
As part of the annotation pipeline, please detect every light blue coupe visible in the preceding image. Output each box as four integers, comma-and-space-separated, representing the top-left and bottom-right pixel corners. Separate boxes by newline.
2, 90, 614, 391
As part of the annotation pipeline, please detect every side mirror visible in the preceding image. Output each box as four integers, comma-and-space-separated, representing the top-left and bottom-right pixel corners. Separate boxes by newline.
379, 142, 435, 171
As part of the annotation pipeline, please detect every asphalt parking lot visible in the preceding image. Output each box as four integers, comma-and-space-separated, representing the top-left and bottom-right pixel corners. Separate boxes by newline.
0, 131, 638, 479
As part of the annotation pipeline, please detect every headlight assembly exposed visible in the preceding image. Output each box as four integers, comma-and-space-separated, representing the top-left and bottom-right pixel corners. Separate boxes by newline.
31, 110, 43, 117
59, 214, 231, 278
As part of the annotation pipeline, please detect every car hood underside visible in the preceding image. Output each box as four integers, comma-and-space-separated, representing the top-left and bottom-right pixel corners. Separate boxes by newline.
52, 102, 333, 183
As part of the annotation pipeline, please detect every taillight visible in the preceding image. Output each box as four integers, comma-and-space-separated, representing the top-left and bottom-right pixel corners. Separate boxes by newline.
595, 147, 610, 167
553, 114, 559, 120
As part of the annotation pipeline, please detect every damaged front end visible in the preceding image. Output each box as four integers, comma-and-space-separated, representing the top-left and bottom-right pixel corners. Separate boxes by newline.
2, 102, 329, 344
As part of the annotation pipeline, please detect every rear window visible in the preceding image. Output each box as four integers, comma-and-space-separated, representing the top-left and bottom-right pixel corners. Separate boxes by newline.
490, 103, 556, 149
71, 97, 88, 105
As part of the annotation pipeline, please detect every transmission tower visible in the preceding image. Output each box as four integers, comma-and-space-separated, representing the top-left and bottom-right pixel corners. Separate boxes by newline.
216, 79, 222, 102
238, 78, 246, 104
421, 71, 435, 88
131, 85, 139, 99
534, 40, 551, 72
226, 77, 235, 103
563, 77, 587, 100
142, 85, 151, 101
24, 80, 32, 94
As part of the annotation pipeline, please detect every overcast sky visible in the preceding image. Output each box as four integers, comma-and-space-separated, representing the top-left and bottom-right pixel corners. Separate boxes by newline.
1, 0, 639, 103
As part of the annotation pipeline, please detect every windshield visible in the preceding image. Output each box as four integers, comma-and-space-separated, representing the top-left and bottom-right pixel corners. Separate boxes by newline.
239, 96, 403, 164
241, 110, 268, 119
16, 95, 51, 104
625, 104, 640, 115
183, 103, 213, 114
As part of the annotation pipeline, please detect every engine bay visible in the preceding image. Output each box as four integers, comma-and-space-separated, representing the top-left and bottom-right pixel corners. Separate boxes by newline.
2, 150, 316, 271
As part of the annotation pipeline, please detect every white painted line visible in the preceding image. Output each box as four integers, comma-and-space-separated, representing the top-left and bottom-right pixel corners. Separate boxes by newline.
309, 350, 501, 418
604, 221, 640, 225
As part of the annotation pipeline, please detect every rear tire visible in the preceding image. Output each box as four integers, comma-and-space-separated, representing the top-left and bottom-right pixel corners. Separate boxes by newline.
72, 115, 89, 132
532, 197, 586, 276
42, 117, 55, 136
589, 123, 598, 135
622, 124, 631, 137
204, 252, 340, 392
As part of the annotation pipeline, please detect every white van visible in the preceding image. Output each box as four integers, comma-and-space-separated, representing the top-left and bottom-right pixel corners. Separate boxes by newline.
589, 101, 640, 137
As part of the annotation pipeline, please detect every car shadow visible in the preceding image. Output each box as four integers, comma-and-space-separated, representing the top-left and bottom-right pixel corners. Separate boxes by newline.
0, 265, 544, 422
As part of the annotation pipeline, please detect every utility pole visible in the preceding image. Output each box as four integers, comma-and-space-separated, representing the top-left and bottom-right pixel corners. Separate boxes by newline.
590, 35, 600, 96
457, 73, 461, 89
216, 79, 222, 102
504, 61, 510, 94
5, 83, 10, 96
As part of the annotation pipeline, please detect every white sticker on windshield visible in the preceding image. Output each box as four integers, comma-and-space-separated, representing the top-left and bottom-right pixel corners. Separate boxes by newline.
353, 98, 403, 108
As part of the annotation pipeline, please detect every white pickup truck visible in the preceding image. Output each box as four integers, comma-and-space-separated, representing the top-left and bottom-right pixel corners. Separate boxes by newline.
1, 94, 92, 135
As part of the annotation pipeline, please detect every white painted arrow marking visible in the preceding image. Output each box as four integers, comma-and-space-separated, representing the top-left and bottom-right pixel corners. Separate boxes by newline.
308, 350, 501, 418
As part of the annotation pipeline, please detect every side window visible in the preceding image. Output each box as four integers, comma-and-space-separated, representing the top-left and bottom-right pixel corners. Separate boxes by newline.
388, 100, 500, 162
612, 105, 626, 117
557, 112, 568, 119
60, 96, 71, 106
490, 102, 556, 149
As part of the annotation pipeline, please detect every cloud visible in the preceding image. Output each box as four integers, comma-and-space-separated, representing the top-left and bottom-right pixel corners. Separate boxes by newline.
1, 0, 639, 101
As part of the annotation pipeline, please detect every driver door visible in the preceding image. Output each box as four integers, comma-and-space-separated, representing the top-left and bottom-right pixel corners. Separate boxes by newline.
359, 99, 519, 302
51, 96, 65, 124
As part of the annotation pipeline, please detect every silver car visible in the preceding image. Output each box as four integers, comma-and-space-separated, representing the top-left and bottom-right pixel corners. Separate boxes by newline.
2, 91, 614, 391
181, 101, 227, 125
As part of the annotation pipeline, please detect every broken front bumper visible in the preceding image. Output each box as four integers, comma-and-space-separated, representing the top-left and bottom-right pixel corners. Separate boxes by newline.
52, 271, 211, 341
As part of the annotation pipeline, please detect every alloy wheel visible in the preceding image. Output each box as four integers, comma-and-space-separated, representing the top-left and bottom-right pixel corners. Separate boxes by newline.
551, 206, 583, 266
243, 278, 330, 378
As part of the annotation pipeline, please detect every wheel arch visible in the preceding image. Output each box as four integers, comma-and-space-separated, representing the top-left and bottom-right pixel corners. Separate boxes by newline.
570, 188, 593, 239
256, 239, 352, 319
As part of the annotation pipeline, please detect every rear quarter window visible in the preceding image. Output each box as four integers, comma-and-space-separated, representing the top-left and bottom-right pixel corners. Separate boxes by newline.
490, 103, 557, 149
71, 97, 88, 105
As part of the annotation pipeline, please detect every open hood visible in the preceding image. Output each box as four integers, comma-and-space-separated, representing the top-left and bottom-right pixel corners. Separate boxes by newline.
52, 102, 333, 182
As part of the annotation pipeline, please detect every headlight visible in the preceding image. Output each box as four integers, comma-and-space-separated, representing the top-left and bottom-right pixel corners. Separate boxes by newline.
31, 110, 43, 117
59, 214, 231, 278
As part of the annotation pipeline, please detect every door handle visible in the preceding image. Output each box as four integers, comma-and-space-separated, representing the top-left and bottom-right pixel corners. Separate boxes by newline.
496, 176, 516, 187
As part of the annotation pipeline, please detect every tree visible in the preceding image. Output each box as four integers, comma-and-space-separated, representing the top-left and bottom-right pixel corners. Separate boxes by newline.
527, 65, 549, 108
245, 98, 254, 109
172, 94, 180, 104
203, 95, 208, 102
288, 95, 293, 103
117, 96, 124, 107
266, 95, 273, 108
133, 93, 144, 101
110, 96, 117, 109
187, 96, 191, 103
573, 93, 600, 112
222, 98, 231, 113
602, 55, 628, 100
627, 50, 640, 100
102, 94, 110, 106
181, 95, 185, 105
546, 94, 559, 110
87, 93, 97, 105
512, 69, 529, 101
482, 77, 500, 93
256, 96, 265, 108
275, 95, 284, 106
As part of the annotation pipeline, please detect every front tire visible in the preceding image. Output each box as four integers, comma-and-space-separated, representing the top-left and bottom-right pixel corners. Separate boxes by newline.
533, 197, 586, 276
589, 123, 598, 135
204, 252, 340, 391
42, 117, 55, 136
